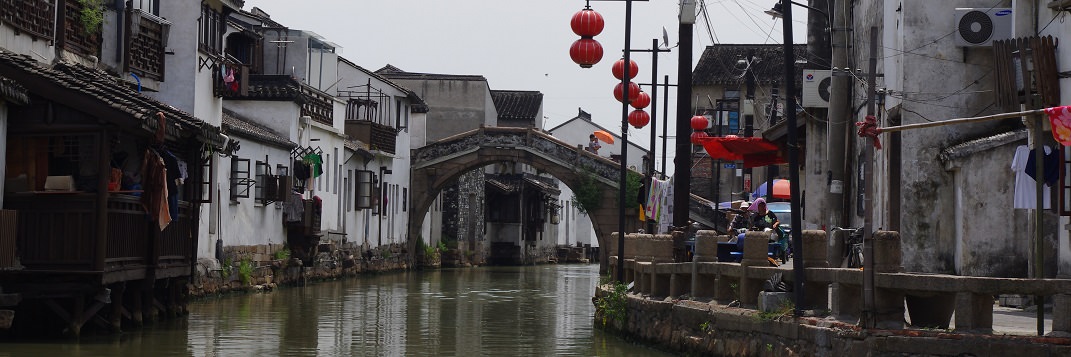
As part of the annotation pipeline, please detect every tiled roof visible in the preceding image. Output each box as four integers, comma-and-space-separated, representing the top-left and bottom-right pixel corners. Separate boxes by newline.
375, 66, 487, 82
221, 108, 296, 149
0, 75, 28, 105
0, 50, 223, 145
343, 138, 375, 162
692, 44, 810, 85
244, 75, 302, 100
491, 90, 542, 120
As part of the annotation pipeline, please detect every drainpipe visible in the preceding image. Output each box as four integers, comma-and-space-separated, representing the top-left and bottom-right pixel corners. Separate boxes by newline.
114, 0, 125, 66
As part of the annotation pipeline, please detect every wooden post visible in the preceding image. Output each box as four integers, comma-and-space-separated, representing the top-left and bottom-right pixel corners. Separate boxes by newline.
95, 129, 110, 271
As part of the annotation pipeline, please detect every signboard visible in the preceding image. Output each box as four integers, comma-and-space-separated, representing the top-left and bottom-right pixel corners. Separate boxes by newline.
723, 163, 736, 169
728, 112, 740, 132
744, 174, 751, 192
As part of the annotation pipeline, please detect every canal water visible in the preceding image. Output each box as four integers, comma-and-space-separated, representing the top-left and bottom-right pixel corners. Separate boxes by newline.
0, 264, 672, 356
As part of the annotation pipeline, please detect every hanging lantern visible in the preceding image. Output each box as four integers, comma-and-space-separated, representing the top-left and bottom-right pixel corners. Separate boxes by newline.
628, 109, 650, 128
570, 38, 604, 68
571, 8, 605, 37
613, 81, 641, 103
631, 91, 651, 109
612, 58, 639, 80
690, 115, 709, 130
690, 130, 709, 144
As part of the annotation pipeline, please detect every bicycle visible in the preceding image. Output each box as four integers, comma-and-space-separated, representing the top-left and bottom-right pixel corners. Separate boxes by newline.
830, 226, 864, 268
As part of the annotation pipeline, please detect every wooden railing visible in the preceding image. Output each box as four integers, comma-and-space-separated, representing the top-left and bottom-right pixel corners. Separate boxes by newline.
0, 0, 56, 41
301, 85, 334, 126
126, 8, 169, 81
6, 193, 195, 273
61, 0, 102, 57
7, 194, 97, 270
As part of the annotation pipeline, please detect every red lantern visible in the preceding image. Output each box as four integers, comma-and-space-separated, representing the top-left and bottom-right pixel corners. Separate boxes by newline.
571, 8, 605, 37
613, 81, 640, 103
690, 130, 709, 144
612, 58, 639, 80
628, 109, 650, 128
689, 115, 709, 130
631, 91, 651, 109
570, 38, 603, 68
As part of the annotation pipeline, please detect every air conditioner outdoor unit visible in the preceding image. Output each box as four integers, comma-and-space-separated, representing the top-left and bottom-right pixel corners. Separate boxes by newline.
801, 70, 831, 108
953, 8, 1013, 47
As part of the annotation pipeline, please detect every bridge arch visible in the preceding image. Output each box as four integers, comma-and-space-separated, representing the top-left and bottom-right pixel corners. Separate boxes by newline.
410, 127, 640, 270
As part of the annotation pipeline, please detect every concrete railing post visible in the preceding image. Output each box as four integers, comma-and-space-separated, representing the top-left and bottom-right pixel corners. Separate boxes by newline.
1053, 293, 1071, 336
739, 232, 769, 306
871, 231, 905, 329
802, 230, 829, 310
954, 291, 994, 333
693, 231, 719, 262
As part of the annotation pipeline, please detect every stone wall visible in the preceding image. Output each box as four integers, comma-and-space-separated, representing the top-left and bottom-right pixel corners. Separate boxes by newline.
595, 286, 1071, 356
189, 242, 410, 297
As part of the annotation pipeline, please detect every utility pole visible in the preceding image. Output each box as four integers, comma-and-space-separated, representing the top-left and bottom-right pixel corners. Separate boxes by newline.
827, 0, 850, 263
861, 27, 878, 329
674, 1, 696, 228
744, 49, 755, 200
661, 74, 670, 180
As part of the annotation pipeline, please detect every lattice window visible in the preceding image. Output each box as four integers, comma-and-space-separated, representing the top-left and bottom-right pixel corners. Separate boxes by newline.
0, 0, 56, 41
62, 0, 102, 57
127, 8, 170, 81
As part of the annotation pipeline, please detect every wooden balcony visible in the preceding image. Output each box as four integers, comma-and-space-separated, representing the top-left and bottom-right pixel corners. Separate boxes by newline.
126, 8, 169, 81
344, 120, 398, 155
3, 193, 194, 283
0, 0, 56, 41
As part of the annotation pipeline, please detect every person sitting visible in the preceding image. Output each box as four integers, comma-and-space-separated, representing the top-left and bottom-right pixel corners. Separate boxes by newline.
728, 202, 752, 233
736, 198, 783, 251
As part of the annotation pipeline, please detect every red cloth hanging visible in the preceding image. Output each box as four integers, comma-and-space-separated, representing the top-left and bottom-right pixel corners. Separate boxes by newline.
694, 136, 786, 169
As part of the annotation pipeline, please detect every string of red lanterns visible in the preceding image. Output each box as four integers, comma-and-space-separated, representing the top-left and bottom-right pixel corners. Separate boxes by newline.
690, 115, 709, 144
569, 5, 605, 68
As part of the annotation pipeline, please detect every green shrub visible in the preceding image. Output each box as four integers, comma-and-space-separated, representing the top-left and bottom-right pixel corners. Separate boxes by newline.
595, 282, 628, 327
76, 0, 104, 34
273, 248, 291, 261
237, 259, 254, 286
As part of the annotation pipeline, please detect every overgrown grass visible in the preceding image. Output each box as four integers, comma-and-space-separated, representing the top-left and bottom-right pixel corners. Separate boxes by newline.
237, 259, 254, 286
595, 282, 629, 327
756, 301, 795, 321
273, 248, 291, 261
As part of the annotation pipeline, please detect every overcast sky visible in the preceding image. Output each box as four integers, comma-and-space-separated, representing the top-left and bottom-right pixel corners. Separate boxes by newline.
246, 0, 807, 174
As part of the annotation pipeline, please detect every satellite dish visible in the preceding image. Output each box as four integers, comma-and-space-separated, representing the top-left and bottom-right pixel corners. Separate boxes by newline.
662, 27, 670, 49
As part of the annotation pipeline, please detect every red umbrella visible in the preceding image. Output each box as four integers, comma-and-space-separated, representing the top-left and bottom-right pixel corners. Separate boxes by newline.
694, 136, 786, 168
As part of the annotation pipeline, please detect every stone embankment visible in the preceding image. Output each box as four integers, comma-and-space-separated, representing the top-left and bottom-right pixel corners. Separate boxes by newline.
188, 242, 411, 297
596, 286, 1071, 356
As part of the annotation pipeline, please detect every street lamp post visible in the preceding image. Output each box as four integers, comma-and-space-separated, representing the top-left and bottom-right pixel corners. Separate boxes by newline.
630, 39, 670, 233
769, 0, 806, 316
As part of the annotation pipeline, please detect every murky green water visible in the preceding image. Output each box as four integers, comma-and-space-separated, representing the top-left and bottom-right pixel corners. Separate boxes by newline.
0, 264, 671, 356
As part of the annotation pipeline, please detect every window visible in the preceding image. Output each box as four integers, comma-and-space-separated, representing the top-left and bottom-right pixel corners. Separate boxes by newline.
197, 155, 214, 203
395, 99, 402, 129
229, 157, 251, 200
254, 160, 268, 202
402, 187, 407, 212
130, 0, 157, 15
355, 170, 373, 210
198, 4, 223, 54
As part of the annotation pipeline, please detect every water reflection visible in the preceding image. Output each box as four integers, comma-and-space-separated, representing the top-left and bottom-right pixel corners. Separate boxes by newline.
0, 265, 670, 357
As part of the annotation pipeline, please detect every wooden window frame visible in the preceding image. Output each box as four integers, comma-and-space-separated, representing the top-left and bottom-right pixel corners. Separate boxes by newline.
230, 157, 252, 201
355, 170, 373, 210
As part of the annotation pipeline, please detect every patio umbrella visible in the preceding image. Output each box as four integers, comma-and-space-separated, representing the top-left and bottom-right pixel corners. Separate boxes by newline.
694, 135, 785, 168
751, 179, 791, 200
592, 130, 614, 144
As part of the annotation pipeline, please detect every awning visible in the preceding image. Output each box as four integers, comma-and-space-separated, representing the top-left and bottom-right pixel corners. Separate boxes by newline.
695, 135, 786, 169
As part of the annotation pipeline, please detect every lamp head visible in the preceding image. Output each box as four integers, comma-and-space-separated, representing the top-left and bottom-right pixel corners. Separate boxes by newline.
764, 2, 784, 19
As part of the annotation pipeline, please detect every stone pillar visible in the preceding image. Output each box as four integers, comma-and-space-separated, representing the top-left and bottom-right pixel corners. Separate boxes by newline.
871, 231, 905, 329
694, 231, 720, 262
831, 280, 861, 317
714, 272, 737, 302
1053, 294, 1071, 336
802, 230, 829, 310
740, 235, 768, 306
954, 291, 994, 333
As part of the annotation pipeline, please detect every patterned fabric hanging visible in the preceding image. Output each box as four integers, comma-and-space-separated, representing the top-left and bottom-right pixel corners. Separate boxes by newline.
1045, 106, 1071, 146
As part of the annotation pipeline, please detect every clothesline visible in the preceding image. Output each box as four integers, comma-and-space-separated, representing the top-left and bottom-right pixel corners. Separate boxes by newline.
876, 108, 1048, 133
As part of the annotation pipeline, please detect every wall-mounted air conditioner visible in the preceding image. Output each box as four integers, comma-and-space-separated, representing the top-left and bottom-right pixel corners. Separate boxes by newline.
802, 70, 831, 108
953, 8, 1013, 47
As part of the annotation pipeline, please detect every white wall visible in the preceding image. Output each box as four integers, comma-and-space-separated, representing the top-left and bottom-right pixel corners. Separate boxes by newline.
0, 14, 56, 65
554, 184, 597, 248
1036, 1, 1071, 277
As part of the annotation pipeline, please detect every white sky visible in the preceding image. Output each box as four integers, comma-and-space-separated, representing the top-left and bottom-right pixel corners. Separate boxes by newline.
246, 0, 808, 175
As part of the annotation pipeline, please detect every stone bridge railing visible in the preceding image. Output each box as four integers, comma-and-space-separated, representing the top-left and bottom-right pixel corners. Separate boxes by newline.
607, 230, 1071, 336
413, 127, 628, 185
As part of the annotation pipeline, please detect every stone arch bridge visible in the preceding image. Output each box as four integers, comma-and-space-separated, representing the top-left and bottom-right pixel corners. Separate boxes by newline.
409, 127, 721, 270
